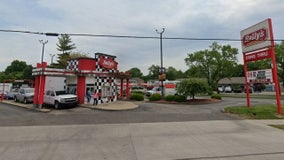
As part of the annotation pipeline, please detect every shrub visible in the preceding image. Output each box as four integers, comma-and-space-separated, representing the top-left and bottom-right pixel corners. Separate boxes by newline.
176, 78, 209, 99
130, 93, 144, 101
207, 88, 213, 95
211, 93, 222, 100
131, 90, 144, 94
174, 95, 187, 102
149, 93, 161, 101
165, 94, 175, 101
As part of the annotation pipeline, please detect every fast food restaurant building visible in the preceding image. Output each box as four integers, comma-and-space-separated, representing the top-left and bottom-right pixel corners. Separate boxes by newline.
32, 53, 130, 107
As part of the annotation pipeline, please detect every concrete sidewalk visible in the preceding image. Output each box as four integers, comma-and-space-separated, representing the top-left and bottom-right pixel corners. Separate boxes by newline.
0, 120, 284, 160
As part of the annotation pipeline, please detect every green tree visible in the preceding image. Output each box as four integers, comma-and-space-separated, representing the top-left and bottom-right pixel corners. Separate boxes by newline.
5, 60, 28, 74
57, 34, 76, 54
55, 34, 76, 68
147, 64, 160, 80
232, 64, 245, 77
22, 65, 33, 79
176, 78, 209, 99
166, 66, 178, 80
50, 51, 89, 68
246, 60, 271, 71
0, 60, 33, 82
69, 52, 89, 59
185, 42, 238, 89
275, 41, 284, 86
184, 66, 204, 78
129, 67, 143, 78
176, 70, 184, 79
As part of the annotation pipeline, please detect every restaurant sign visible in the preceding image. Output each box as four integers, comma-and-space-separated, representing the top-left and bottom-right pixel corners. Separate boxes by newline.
241, 19, 273, 53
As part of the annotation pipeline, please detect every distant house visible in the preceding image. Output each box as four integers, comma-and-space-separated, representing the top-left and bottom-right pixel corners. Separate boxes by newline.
218, 77, 245, 92
218, 77, 276, 92
130, 78, 144, 86
218, 77, 245, 85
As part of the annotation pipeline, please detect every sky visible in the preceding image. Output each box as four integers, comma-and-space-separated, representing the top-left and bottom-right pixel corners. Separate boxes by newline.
0, 0, 284, 75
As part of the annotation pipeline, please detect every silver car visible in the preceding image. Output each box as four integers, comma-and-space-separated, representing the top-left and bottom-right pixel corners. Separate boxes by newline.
14, 88, 35, 104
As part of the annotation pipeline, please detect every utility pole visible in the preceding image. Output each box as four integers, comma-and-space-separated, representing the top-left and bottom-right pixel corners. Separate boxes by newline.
156, 28, 165, 98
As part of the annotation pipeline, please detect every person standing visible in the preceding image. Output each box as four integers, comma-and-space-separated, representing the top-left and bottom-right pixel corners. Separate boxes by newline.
93, 91, 100, 105
86, 89, 92, 103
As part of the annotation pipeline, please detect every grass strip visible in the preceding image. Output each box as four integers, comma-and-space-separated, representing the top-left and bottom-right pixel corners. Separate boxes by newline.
224, 105, 284, 119
269, 125, 284, 130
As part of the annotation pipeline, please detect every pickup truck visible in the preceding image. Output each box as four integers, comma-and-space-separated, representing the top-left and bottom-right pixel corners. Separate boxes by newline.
44, 90, 78, 109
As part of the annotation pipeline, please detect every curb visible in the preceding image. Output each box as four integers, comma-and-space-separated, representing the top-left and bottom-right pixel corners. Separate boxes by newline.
0, 100, 51, 113
2, 100, 138, 112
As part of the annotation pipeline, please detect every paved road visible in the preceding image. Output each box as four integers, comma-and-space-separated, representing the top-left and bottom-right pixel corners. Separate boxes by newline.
0, 97, 283, 126
1, 97, 284, 160
0, 98, 235, 126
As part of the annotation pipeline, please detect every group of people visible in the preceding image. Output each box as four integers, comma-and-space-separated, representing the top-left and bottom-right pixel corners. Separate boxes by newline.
86, 89, 100, 105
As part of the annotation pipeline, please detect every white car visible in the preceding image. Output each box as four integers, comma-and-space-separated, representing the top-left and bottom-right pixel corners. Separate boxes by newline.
224, 86, 232, 93
44, 90, 78, 109
145, 87, 162, 96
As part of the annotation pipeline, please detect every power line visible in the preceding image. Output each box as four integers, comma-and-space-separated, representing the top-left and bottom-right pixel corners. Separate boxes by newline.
0, 29, 45, 35
0, 29, 284, 42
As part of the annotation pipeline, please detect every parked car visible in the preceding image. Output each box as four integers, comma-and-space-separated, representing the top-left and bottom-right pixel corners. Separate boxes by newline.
224, 86, 232, 93
44, 90, 78, 109
131, 86, 147, 94
218, 87, 224, 92
14, 88, 35, 103
233, 88, 243, 93
5, 88, 19, 100
145, 87, 162, 96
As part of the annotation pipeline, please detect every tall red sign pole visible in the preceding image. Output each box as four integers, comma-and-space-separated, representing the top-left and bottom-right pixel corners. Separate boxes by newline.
241, 18, 282, 114
271, 48, 282, 114
269, 19, 282, 114
243, 58, 250, 107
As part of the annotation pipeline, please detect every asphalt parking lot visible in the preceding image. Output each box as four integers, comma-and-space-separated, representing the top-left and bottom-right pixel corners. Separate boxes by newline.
1, 96, 282, 126
0, 100, 238, 126
1, 97, 284, 159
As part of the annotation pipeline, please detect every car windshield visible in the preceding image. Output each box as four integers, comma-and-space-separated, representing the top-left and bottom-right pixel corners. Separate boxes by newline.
25, 88, 34, 93
55, 91, 68, 95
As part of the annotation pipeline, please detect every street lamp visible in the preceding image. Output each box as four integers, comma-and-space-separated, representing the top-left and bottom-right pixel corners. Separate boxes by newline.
39, 40, 48, 65
156, 28, 165, 98
49, 54, 55, 64
37, 40, 48, 109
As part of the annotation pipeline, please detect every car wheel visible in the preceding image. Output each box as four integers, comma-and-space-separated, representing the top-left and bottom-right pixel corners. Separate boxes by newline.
54, 101, 59, 109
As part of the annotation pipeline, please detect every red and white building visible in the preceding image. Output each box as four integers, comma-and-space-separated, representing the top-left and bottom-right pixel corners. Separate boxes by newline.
32, 53, 130, 107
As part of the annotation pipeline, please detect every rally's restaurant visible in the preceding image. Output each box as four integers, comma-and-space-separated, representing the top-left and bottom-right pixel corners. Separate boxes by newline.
32, 53, 130, 107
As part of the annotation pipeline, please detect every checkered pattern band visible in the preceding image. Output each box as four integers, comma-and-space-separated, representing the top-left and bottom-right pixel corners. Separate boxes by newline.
93, 76, 117, 104
66, 59, 79, 71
